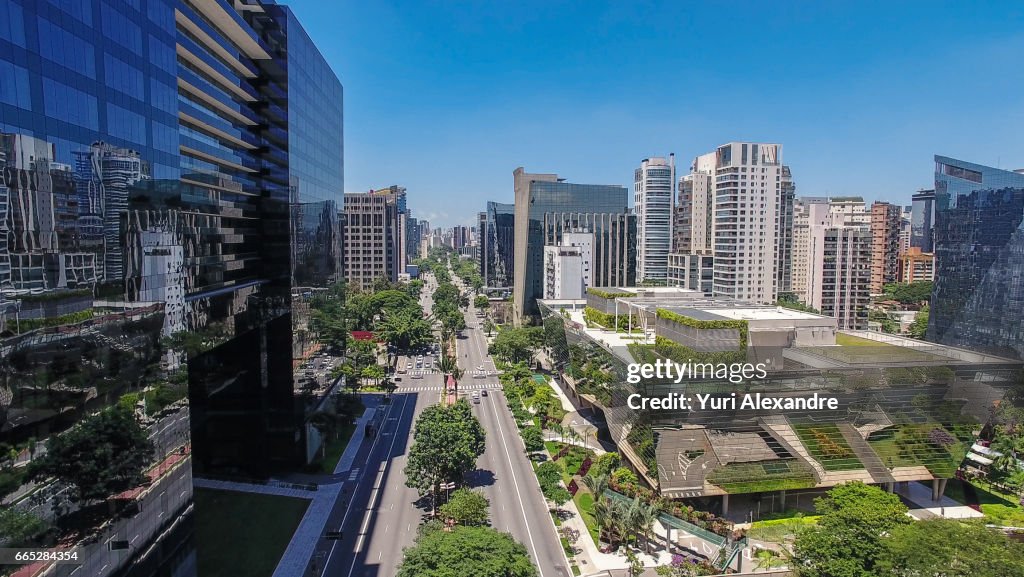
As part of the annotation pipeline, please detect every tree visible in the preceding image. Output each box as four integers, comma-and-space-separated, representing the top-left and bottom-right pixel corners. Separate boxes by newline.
882, 281, 933, 305
377, 308, 432, 350
404, 400, 486, 513
0, 507, 49, 546
592, 453, 621, 478
990, 433, 1024, 474
522, 426, 544, 452
792, 482, 910, 577
396, 524, 537, 577
777, 292, 821, 314
581, 472, 609, 497
543, 485, 571, 509
489, 327, 544, 365
474, 295, 490, 309
31, 407, 154, 503
483, 318, 496, 337
878, 518, 1024, 577
535, 462, 562, 489
439, 488, 489, 526
908, 305, 929, 339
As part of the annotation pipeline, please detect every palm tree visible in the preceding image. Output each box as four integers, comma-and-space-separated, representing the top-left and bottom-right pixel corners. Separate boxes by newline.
991, 434, 1024, 474
592, 497, 614, 544
581, 473, 609, 498
633, 501, 659, 554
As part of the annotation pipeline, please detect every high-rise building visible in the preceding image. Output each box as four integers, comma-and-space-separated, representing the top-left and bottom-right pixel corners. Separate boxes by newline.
482, 201, 515, 289
911, 188, 936, 253
869, 201, 902, 293
343, 191, 401, 290
0, 0, 343, 571
776, 165, 797, 294
899, 247, 935, 283
543, 244, 584, 300
699, 143, 792, 303
634, 156, 674, 282
899, 205, 913, 254
792, 197, 871, 329
512, 168, 634, 323
668, 153, 715, 293
929, 157, 1024, 359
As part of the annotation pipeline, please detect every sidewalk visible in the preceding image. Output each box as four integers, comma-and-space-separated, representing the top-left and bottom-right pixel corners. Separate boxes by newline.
268, 404, 378, 577
897, 481, 984, 520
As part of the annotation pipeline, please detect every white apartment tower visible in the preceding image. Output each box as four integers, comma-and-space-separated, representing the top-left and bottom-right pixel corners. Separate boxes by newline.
791, 197, 871, 329
710, 142, 786, 303
634, 155, 674, 282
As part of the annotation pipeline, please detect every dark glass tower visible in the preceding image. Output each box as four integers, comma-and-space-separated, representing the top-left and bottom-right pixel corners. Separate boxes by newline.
483, 201, 515, 289
0, 0, 343, 474
512, 168, 634, 321
929, 156, 1024, 359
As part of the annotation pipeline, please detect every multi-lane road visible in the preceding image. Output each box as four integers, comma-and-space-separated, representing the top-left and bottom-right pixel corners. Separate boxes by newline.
318, 273, 570, 576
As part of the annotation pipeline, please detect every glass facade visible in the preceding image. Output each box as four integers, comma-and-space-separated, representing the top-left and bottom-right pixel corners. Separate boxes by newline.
929, 156, 1024, 359
483, 201, 514, 288
521, 180, 634, 317
0, 0, 343, 479
911, 189, 936, 253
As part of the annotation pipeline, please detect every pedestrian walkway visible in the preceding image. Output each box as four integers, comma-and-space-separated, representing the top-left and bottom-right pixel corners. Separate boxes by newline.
396, 382, 501, 392
896, 481, 984, 520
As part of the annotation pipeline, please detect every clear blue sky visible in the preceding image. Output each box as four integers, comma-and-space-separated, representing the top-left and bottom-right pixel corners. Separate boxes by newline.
290, 0, 1024, 227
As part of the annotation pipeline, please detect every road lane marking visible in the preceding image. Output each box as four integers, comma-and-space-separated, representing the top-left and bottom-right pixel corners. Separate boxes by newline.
344, 393, 416, 577
324, 393, 409, 575
488, 392, 547, 577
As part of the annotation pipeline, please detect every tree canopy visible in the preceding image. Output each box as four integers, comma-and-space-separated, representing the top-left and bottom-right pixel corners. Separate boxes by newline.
488, 327, 544, 365
31, 406, 154, 503
878, 518, 1024, 577
396, 524, 537, 577
404, 400, 486, 507
439, 488, 489, 526
792, 482, 910, 577
882, 281, 933, 305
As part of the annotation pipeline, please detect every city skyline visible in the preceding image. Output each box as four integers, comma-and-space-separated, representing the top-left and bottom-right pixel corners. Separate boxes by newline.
300, 0, 1024, 226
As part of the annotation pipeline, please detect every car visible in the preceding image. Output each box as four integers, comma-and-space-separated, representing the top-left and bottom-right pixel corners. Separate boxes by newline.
476, 365, 484, 371
481, 389, 488, 397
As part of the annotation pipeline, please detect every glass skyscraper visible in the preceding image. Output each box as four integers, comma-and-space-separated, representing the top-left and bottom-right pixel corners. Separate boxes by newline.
929, 156, 1024, 359
482, 200, 515, 289
512, 168, 635, 322
0, 0, 343, 491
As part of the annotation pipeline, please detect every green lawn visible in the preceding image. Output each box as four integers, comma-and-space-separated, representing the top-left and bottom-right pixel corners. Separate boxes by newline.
194, 488, 310, 577
574, 491, 600, 545
318, 423, 357, 473
942, 478, 1024, 526
747, 514, 819, 543
835, 333, 889, 346
793, 424, 864, 471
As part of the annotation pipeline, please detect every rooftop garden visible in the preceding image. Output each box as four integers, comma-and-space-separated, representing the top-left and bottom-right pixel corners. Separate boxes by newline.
867, 423, 968, 478
586, 287, 636, 299
655, 308, 749, 349
793, 424, 864, 471
707, 459, 816, 493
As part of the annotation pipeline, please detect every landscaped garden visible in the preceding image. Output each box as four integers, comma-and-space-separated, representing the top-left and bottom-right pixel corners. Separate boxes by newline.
707, 460, 817, 493
746, 512, 819, 543
867, 423, 967, 477
793, 424, 863, 471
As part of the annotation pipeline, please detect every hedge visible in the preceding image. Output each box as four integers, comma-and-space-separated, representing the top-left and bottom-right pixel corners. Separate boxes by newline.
655, 308, 748, 349
583, 306, 638, 332
14, 309, 95, 333
586, 287, 636, 299
654, 336, 746, 365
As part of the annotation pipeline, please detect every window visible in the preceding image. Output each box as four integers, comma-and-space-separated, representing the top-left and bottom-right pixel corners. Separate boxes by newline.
105, 53, 144, 99
47, 0, 92, 25
102, 2, 142, 52
43, 77, 98, 129
107, 103, 147, 145
37, 17, 96, 78
149, 34, 176, 73
0, 2, 25, 46
0, 61, 31, 109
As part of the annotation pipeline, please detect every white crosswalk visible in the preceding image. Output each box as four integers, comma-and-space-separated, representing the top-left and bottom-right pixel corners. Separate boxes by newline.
396, 383, 502, 392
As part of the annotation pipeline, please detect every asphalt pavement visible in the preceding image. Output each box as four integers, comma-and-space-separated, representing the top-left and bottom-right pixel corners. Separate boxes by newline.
458, 301, 572, 577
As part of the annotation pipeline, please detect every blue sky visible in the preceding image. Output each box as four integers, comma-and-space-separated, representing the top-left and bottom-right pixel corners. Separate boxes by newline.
291, 0, 1024, 227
